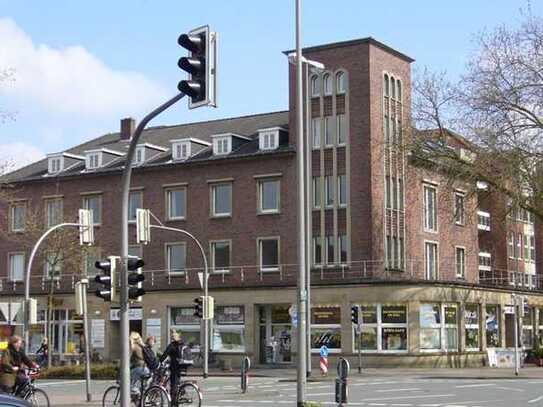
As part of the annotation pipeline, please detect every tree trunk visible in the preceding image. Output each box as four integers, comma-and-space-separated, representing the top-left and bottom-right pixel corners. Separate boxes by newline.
47, 282, 54, 368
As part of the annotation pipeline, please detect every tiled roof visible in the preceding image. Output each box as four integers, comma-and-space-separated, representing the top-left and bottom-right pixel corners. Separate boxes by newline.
3, 110, 290, 183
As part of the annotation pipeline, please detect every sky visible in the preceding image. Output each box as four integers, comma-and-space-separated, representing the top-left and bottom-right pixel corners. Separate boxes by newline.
0, 0, 541, 170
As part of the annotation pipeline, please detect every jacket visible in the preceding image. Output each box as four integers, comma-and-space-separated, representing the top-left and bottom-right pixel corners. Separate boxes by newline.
0, 345, 35, 389
159, 340, 189, 372
130, 345, 145, 369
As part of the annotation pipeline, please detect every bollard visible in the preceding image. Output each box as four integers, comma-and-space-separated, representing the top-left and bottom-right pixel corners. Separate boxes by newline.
241, 356, 251, 393
335, 357, 350, 406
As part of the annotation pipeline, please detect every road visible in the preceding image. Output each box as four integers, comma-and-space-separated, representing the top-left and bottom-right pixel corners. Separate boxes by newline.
36, 375, 543, 406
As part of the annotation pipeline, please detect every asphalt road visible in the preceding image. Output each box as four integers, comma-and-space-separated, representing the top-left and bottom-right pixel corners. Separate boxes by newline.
36, 375, 543, 406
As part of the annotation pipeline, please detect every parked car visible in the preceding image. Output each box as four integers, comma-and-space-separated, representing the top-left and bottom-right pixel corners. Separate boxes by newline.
0, 394, 32, 407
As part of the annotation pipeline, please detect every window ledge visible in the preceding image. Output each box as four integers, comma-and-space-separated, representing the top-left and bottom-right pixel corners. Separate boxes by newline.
257, 211, 281, 216
210, 214, 232, 219
166, 217, 187, 222
259, 268, 280, 273
168, 272, 187, 276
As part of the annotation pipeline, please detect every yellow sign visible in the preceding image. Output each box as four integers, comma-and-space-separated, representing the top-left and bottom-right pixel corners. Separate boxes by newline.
0, 341, 8, 350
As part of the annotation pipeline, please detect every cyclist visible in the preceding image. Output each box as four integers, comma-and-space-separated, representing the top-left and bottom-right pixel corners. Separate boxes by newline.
159, 330, 193, 401
35, 338, 48, 366
129, 332, 147, 399
0, 335, 38, 394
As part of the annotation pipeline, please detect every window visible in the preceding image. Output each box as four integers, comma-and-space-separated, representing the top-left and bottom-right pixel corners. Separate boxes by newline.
82, 195, 102, 225
10, 202, 26, 232
211, 241, 230, 273
323, 74, 332, 95
523, 307, 534, 349
338, 235, 348, 264
311, 118, 321, 148
455, 247, 465, 279
259, 131, 278, 150
213, 137, 231, 155
398, 179, 404, 210
420, 304, 458, 351
166, 188, 186, 220
44, 252, 62, 280
464, 304, 480, 350
516, 233, 522, 259
325, 236, 335, 265
324, 116, 334, 146
479, 252, 491, 271
48, 156, 63, 174
173, 142, 190, 161
454, 192, 465, 225
259, 238, 279, 272
211, 183, 232, 217
425, 242, 438, 280
338, 175, 347, 207
423, 184, 437, 232
336, 72, 346, 94
477, 211, 490, 231
485, 305, 500, 347
337, 114, 347, 145
84, 247, 101, 277
166, 243, 186, 274
212, 306, 246, 353
312, 177, 321, 209
313, 237, 322, 266
134, 147, 145, 165
86, 153, 101, 170
355, 304, 408, 352
45, 198, 63, 227
508, 234, 514, 259
530, 236, 536, 262
325, 176, 334, 207
311, 306, 341, 351
258, 179, 280, 214
170, 307, 202, 349
8, 253, 24, 282
128, 191, 142, 222
385, 177, 392, 209
311, 75, 320, 97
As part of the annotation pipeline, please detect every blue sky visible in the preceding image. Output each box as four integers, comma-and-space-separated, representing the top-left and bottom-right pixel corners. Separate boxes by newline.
0, 0, 540, 169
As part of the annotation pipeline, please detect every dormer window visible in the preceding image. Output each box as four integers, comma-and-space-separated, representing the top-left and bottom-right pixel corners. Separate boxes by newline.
46, 152, 84, 175
171, 138, 210, 161
259, 130, 278, 150
173, 142, 190, 161
134, 147, 145, 166
213, 136, 231, 155
48, 157, 63, 174
86, 153, 101, 170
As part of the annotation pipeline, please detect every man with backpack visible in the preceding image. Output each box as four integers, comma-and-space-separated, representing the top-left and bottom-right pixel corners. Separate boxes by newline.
159, 330, 193, 402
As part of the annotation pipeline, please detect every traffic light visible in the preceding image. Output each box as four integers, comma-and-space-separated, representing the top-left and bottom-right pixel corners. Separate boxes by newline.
351, 305, 360, 325
193, 296, 204, 318
127, 257, 145, 301
177, 25, 217, 109
203, 296, 215, 320
94, 256, 118, 302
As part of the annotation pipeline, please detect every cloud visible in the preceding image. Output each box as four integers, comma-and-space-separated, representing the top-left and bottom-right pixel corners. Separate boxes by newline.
0, 142, 45, 172
0, 18, 167, 117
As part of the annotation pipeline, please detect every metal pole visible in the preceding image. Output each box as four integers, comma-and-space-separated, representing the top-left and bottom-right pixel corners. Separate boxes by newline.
120, 93, 185, 406
513, 295, 519, 376
358, 331, 362, 374
23, 222, 81, 353
148, 224, 209, 377
81, 279, 92, 402
304, 61, 312, 379
295, 0, 307, 404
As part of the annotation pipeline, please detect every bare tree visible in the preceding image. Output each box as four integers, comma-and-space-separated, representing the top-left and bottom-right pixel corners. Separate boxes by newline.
411, 8, 543, 219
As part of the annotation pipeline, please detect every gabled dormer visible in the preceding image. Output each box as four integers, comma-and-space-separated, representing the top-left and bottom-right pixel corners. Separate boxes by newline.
47, 152, 84, 175
171, 138, 211, 161
258, 127, 288, 151
133, 143, 167, 166
84, 148, 124, 171
211, 133, 251, 156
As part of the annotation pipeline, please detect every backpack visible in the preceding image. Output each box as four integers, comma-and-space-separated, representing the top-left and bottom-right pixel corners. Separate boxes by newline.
141, 345, 159, 370
177, 345, 193, 366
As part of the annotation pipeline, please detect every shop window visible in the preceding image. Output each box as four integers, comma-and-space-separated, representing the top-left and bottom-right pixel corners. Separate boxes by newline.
355, 304, 408, 352
419, 304, 458, 351
170, 307, 201, 350
464, 304, 480, 350
212, 306, 245, 353
310, 306, 341, 352
523, 306, 534, 349
485, 305, 500, 347
538, 308, 543, 348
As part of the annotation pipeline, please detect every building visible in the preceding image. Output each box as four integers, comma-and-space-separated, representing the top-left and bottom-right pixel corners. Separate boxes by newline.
1, 37, 542, 368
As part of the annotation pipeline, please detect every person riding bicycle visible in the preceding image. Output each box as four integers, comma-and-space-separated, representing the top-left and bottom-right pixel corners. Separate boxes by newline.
129, 332, 148, 399
0, 335, 38, 394
35, 338, 48, 367
159, 330, 193, 401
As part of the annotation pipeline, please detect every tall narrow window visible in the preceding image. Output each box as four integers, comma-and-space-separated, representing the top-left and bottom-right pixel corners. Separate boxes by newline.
325, 176, 334, 207
312, 177, 321, 209
311, 75, 320, 97
166, 188, 186, 220
128, 191, 143, 222
516, 233, 522, 259
259, 238, 279, 272
9, 253, 24, 281
454, 192, 465, 225
455, 247, 465, 278
10, 203, 26, 232
211, 241, 230, 273
258, 179, 280, 214
486, 305, 500, 347
385, 177, 392, 209
425, 242, 438, 280
423, 184, 437, 232
524, 234, 531, 261
338, 234, 348, 264
465, 304, 480, 350
338, 175, 347, 207
44, 252, 62, 280
166, 243, 186, 274
211, 183, 232, 217
326, 236, 335, 265
337, 114, 347, 145
82, 194, 102, 225
398, 178, 404, 210
508, 234, 514, 258
336, 72, 346, 94
324, 116, 334, 146
530, 236, 536, 262
323, 74, 332, 95
311, 118, 321, 148
313, 237, 322, 266
45, 198, 63, 228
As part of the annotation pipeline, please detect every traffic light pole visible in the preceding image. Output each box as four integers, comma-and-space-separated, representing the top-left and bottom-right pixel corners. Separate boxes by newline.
120, 92, 185, 407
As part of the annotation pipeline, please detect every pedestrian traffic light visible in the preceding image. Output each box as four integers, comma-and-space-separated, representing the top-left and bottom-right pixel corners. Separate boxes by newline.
351, 305, 360, 325
94, 256, 118, 302
127, 257, 145, 301
193, 296, 204, 318
177, 25, 217, 109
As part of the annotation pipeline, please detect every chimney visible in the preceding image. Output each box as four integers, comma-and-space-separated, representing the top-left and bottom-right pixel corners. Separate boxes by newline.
120, 117, 135, 141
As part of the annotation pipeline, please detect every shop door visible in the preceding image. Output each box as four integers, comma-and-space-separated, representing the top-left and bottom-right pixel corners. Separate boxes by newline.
505, 313, 516, 348
258, 305, 292, 365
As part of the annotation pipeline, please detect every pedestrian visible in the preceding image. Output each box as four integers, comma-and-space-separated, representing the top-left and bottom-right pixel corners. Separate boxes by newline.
319, 344, 329, 376
159, 330, 193, 402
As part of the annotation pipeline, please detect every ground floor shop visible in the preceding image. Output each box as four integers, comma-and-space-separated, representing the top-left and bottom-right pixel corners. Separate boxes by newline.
3, 283, 543, 367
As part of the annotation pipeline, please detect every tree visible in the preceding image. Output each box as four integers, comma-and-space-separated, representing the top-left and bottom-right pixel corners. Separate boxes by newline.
411, 8, 543, 219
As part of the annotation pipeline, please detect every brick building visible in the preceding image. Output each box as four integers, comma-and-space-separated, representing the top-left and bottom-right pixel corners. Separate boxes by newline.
1, 37, 543, 367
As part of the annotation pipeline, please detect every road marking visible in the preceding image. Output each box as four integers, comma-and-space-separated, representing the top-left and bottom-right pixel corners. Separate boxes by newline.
306, 392, 334, 396
455, 383, 495, 388
361, 394, 456, 402
529, 395, 543, 403
39, 380, 85, 386
495, 386, 524, 392
375, 388, 422, 393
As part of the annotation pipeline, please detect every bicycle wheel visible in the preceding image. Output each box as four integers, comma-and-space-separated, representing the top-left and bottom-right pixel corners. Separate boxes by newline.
102, 385, 121, 407
25, 388, 50, 407
176, 383, 201, 407
142, 385, 170, 407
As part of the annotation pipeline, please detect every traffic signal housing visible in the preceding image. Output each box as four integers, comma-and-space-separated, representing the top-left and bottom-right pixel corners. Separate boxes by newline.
177, 25, 217, 109
194, 296, 204, 319
127, 257, 145, 301
94, 256, 118, 302
351, 305, 360, 325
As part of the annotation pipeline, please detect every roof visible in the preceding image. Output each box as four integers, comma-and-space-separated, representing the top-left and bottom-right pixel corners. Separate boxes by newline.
283, 37, 415, 63
3, 110, 290, 183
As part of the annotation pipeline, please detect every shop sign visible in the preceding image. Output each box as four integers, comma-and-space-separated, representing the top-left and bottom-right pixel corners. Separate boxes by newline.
110, 308, 142, 321
171, 307, 200, 325
215, 306, 244, 324
504, 305, 515, 314
382, 306, 407, 324
91, 319, 105, 348
311, 306, 340, 325
360, 306, 377, 324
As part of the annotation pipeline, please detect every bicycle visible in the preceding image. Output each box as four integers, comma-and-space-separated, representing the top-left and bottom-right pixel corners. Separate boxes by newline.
12, 368, 50, 407
143, 363, 202, 407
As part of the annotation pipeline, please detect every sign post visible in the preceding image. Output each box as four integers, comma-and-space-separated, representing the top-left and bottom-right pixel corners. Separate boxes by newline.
241, 356, 250, 393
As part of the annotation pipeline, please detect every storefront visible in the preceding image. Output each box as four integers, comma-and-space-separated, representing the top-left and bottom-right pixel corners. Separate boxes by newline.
354, 304, 408, 353
258, 304, 292, 364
